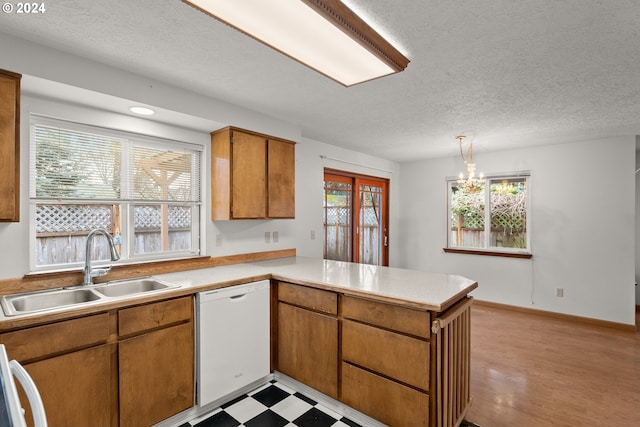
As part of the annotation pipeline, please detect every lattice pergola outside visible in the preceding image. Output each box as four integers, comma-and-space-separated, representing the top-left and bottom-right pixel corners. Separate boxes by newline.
37, 150, 192, 234
137, 151, 192, 251
451, 188, 527, 248
36, 204, 192, 235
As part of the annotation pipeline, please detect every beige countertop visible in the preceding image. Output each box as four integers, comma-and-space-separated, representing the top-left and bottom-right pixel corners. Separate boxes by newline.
0, 257, 477, 330
157, 256, 477, 311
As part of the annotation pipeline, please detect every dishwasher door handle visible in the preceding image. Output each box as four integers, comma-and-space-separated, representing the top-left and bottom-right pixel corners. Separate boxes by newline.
230, 293, 247, 300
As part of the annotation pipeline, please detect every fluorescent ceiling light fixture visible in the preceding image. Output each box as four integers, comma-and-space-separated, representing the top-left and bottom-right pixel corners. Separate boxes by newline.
181, 0, 410, 86
129, 106, 155, 115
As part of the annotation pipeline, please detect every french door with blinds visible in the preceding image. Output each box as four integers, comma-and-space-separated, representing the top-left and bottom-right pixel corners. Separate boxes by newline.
323, 170, 389, 266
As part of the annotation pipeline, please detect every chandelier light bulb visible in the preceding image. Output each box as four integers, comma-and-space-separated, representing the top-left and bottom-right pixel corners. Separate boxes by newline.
455, 134, 484, 192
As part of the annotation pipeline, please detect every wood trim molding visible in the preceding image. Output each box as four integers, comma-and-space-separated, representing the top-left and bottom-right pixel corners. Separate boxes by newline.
443, 248, 533, 259
0, 249, 296, 296
0, 69, 21, 222
301, 0, 410, 72
474, 299, 637, 332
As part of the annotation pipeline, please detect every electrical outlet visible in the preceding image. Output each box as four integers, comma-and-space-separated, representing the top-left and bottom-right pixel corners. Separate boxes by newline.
265, 231, 271, 243
273, 231, 279, 243
556, 288, 564, 297
310, 230, 316, 240
215, 233, 223, 247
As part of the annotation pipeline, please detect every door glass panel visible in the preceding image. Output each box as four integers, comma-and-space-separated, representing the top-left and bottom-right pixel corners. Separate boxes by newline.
358, 184, 383, 265
324, 179, 352, 261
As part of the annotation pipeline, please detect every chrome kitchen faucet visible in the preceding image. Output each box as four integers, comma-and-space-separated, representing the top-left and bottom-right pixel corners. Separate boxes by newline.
83, 229, 121, 286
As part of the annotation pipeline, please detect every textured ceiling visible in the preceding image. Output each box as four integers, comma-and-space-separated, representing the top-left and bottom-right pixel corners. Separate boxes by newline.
1, 0, 639, 161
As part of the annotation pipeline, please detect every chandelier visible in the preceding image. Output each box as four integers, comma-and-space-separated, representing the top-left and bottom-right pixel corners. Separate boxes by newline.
456, 135, 483, 191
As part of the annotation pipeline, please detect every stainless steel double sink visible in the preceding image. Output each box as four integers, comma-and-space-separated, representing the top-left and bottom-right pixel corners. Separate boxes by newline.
1, 278, 180, 316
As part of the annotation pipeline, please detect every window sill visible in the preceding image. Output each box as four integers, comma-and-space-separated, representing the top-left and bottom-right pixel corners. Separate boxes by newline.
443, 248, 533, 259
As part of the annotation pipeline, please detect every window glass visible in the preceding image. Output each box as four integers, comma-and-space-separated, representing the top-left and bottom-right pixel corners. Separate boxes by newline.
448, 174, 529, 253
450, 183, 486, 249
489, 178, 527, 249
30, 116, 202, 269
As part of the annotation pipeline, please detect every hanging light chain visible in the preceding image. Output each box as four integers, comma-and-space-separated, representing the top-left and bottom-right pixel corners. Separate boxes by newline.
456, 134, 483, 191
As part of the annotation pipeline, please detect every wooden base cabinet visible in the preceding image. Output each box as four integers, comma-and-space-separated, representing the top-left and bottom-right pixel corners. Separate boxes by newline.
22, 345, 113, 427
0, 296, 195, 427
274, 285, 464, 427
0, 313, 113, 427
118, 297, 194, 427
341, 296, 432, 427
276, 282, 338, 399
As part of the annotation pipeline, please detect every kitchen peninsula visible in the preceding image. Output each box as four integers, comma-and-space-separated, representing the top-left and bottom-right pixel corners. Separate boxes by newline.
0, 256, 477, 427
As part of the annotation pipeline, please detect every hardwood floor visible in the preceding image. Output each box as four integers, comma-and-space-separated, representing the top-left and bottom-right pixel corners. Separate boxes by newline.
465, 304, 640, 427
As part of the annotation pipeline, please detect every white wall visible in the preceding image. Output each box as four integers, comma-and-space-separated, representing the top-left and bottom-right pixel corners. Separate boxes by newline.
0, 32, 399, 280
1, 31, 634, 324
398, 137, 636, 325
205, 136, 398, 260
635, 144, 640, 305
292, 137, 400, 261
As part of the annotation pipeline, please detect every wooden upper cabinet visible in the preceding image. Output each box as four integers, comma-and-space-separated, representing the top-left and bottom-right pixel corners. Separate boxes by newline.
268, 139, 295, 218
211, 126, 295, 220
0, 69, 21, 222
232, 131, 267, 218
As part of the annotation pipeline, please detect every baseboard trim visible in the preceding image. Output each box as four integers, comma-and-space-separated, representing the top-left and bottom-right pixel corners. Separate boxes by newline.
474, 299, 637, 332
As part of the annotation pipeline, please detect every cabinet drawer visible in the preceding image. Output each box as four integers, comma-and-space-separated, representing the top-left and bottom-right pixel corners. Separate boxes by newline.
343, 295, 430, 338
342, 362, 429, 427
342, 319, 429, 391
118, 296, 193, 337
0, 313, 110, 363
278, 282, 337, 315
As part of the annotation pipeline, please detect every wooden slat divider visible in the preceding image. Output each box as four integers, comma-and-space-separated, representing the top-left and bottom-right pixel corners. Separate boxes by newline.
432, 297, 473, 427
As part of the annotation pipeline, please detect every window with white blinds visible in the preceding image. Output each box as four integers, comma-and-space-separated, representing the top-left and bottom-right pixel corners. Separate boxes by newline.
30, 115, 203, 269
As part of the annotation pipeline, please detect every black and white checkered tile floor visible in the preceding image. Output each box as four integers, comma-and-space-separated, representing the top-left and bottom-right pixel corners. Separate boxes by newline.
180, 381, 362, 427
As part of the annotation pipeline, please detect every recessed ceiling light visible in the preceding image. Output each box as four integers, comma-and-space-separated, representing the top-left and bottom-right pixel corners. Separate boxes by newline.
181, 0, 409, 86
129, 106, 155, 115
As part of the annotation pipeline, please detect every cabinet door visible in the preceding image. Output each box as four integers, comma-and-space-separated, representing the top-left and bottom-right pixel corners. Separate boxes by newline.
277, 302, 338, 398
0, 70, 21, 222
231, 131, 267, 218
268, 139, 295, 218
20, 344, 113, 427
119, 322, 194, 427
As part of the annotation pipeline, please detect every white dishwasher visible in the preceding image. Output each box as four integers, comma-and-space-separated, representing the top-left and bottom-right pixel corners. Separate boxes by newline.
196, 280, 270, 407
